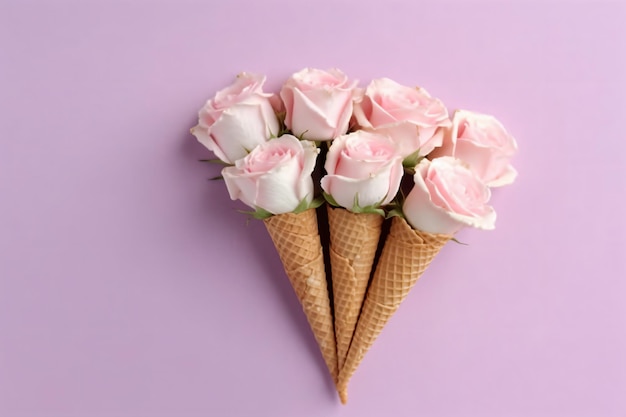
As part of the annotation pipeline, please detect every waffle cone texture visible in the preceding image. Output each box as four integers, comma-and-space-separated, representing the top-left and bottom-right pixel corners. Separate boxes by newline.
327, 206, 383, 372
263, 208, 338, 383
337, 216, 452, 403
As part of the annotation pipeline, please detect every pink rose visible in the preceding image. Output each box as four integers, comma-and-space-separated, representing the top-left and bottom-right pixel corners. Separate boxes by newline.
191, 73, 279, 164
321, 131, 403, 210
353, 78, 451, 158
430, 110, 518, 187
403, 157, 496, 234
280, 68, 357, 141
222, 135, 318, 215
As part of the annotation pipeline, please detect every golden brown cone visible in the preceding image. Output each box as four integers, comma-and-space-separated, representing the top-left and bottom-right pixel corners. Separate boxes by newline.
337, 216, 452, 403
263, 208, 338, 383
327, 206, 383, 372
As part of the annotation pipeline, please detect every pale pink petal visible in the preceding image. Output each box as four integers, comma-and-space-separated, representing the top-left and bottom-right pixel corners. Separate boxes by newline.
324, 136, 343, 174
487, 164, 518, 187
279, 85, 295, 128
222, 166, 260, 209
296, 140, 318, 202
322, 173, 390, 209
428, 125, 456, 159
380, 159, 403, 205
368, 97, 399, 126
403, 165, 465, 235
290, 88, 336, 140
208, 103, 275, 163
352, 95, 374, 129
191, 123, 228, 163
254, 157, 301, 214
418, 126, 445, 156
454, 141, 502, 184
448, 206, 496, 230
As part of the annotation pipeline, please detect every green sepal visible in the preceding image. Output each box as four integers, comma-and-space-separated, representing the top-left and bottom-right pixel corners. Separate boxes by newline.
402, 149, 423, 170
209, 175, 224, 181
270, 112, 285, 139
352, 205, 386, 216
294, 196, 325, 214
323, 192, 341, 208
308, 196, 325, 210
451, 237, 468, 246
200, 158, 231, 166
403, 167, 416, 176
274, 111, 292, 137
238, 206, 274, 220
386, 207, 405, 220
384, 194, 406, 219
351, 194, 386, 217
239, 196, 324, 221
296, 130, 310, 141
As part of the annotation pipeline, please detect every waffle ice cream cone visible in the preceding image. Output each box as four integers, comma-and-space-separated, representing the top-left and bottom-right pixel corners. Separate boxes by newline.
264, 208, 338, 383
337, 216, 452, 403
327, 205, 383, 372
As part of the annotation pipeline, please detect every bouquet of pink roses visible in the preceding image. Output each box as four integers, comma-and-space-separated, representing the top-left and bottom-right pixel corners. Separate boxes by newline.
190, 69, 518, 403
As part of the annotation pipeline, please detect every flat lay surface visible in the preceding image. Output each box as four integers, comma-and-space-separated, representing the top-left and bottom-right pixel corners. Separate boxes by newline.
1, 0, 624, 416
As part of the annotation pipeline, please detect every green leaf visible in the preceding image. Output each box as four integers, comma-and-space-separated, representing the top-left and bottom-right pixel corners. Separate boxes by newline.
323, 192, 341, 208
209, 175, 224, 181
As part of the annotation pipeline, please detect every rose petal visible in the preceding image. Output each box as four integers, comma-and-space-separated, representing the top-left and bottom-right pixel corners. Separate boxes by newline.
208, 102, 277, 163
404, 162, 465, 234
487, 164, 518, 187
254, 157, 302, 214
290, 88, 336, 140
353, 95, 374, 129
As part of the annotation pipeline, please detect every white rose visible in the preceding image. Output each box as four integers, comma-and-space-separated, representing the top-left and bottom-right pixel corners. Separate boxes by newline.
321, 131, 403, 210
404, 157, 496, 234
222, 135, 318, 215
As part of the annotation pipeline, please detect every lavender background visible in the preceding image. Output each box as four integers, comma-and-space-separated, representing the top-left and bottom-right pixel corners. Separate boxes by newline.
1, 0, 625, 416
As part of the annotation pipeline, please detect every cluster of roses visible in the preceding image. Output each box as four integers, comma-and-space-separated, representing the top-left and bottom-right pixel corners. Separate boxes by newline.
191, 68, 517, 403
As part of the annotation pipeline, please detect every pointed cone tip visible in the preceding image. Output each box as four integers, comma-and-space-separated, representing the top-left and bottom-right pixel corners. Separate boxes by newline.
339, 390, 348, 404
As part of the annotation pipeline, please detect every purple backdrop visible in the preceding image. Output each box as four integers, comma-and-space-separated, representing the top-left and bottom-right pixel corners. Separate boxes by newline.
1, 1, 625, 416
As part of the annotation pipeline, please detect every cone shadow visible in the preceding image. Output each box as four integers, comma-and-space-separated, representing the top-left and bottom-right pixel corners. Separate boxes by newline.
250, 219, 339, 399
